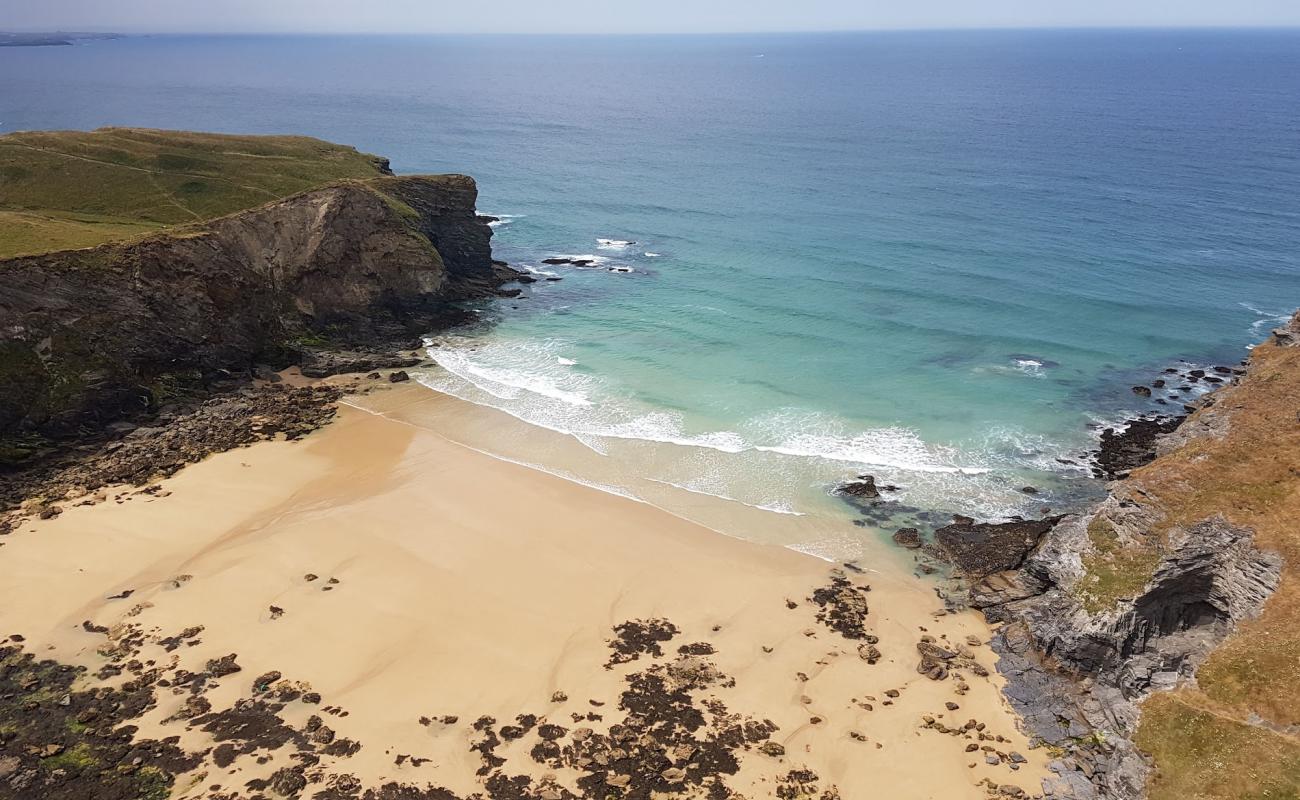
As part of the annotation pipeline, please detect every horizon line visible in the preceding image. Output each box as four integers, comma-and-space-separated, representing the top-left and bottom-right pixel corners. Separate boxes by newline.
8, 24, 1300, 37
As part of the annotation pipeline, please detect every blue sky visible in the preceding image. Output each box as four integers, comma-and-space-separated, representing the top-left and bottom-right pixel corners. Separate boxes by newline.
6, 0, 1300, 34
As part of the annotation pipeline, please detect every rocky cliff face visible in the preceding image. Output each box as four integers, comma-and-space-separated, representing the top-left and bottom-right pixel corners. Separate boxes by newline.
0, 176, 513, 438
957, 314, 1300, 799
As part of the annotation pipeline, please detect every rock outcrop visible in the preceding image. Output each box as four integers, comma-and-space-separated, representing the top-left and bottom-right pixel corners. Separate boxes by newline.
0, 176, 518, 438
1090, 416, 1185, 481
934, 515, 1064, 579
955, 314, 1299, 799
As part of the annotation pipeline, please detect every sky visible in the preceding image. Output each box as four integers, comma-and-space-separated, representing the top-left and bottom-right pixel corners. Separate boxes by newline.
5, 0, 1300, 34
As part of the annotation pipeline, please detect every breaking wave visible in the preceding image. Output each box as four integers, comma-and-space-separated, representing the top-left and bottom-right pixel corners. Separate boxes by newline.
417, 334, 1072, 520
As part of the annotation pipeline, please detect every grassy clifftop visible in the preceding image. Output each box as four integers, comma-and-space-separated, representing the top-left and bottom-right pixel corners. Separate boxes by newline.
0, 128, 394, 258
1107, 322, 1300, 799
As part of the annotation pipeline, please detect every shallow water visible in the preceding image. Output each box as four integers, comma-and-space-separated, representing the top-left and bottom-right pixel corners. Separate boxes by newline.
5, 30, 1299, 524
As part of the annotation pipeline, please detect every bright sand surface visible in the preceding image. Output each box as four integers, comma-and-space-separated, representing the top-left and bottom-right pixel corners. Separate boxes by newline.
0, 382, 1051, 798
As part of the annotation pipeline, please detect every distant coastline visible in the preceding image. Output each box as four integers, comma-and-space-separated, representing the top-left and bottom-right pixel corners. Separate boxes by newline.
0, 32, 122, 47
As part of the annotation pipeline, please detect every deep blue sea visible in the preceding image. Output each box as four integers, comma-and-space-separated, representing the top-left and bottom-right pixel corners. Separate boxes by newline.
4, 30, 1299, 522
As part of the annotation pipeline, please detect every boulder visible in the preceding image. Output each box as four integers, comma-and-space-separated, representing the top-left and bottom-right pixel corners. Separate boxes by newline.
934, 516, 1064, 579
837, 475, 880, 499
892, 527, 922, 549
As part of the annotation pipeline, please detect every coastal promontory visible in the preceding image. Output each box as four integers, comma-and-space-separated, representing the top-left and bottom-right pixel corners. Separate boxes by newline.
0, 128, 518, 440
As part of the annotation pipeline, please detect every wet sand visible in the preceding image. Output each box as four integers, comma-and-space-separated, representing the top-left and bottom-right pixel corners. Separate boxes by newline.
0, 383, 1050, 799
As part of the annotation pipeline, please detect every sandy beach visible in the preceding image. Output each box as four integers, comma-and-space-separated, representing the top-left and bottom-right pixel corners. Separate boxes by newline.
0, 382, 1050, 799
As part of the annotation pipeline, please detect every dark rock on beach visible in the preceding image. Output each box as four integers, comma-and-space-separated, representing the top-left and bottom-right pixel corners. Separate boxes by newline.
934, 515, 1063, 579
892, 527, 923, 549
836, 474, 880, 499
0, 645, 202, 800
809, 572, 872, 639
0, 384, 342, 531
298, 350, 422, 379
1091, 416, 1185, 480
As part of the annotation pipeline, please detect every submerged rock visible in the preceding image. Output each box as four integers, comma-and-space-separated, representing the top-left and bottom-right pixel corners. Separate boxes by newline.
836, 474, 880, 499
892, 527, 923, 549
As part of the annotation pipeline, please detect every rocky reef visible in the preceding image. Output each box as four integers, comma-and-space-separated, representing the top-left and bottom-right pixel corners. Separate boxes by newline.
943, 313, 1300, 799
0, 175, 519, 440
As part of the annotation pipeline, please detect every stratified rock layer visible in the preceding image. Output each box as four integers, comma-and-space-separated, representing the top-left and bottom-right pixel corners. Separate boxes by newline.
965, 314, 1298, 800
0, 176, 511, 437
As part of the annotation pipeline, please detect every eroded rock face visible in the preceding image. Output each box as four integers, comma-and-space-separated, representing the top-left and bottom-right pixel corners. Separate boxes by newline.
962, 339, 1291, 800
0, 176, 508, 437
941, 315, 1300, 799
978, 511, 1282, 800
1008, 516, 1282, 692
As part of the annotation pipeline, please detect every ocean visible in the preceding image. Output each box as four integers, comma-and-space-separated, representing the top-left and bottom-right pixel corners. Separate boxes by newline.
5, 29, 1299, 534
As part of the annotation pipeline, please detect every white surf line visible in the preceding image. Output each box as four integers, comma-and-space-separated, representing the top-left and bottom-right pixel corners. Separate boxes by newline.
644, 477, 807, 517
337, 396, 768, 548
340, 395, 947, 589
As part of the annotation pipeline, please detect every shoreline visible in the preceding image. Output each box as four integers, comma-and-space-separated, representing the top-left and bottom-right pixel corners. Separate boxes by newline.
0, 380, 1052, 800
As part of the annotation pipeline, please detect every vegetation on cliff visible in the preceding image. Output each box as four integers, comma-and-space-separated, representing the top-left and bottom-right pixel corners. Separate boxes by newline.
944, 315, 1298, 800
0, 127, 393, 258
1113, 320, 1300, 800
0, 129, 516, 443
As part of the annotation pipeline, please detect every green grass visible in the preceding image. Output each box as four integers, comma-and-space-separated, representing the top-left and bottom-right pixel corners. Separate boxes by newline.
1137, 694, 1300, 800
1076, 516, 1162, 612
1121, 335, 1300, 799
0, 127, 392, 258
0, 210, 157, 257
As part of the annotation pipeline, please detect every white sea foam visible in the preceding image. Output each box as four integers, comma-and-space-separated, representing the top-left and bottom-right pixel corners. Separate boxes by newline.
427, 338, 993, 473
646, 478, 807, 516
783, 542, 842, 563
522, 264, 560, 278
644, 252, 662, 258
484, 213, 522, 228
600, 414, 749, 454
430, 341, 593, 407
1239, 301, 1292, 336
597, 238, 635, 250
977, 425, 1085, 475
551, 254, 609, 266
417, 336, 1061, 524
755, 429, 989, 475
1012, 358, 1046, 377
460, 447, 642, 502
976, 359, 1048, 379
756, 502, 805, 516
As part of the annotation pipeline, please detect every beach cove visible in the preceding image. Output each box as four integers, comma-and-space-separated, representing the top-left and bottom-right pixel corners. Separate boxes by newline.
0, 380, 1051, 798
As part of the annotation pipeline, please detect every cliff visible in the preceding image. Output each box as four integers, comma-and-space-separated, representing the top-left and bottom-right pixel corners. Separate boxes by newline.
963, 313, 1300, 799
0, 127, 403, 258
0, 168, 515, 439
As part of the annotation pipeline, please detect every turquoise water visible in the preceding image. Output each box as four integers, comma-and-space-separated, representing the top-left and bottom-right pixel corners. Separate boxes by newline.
4, 30, 1299, 519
